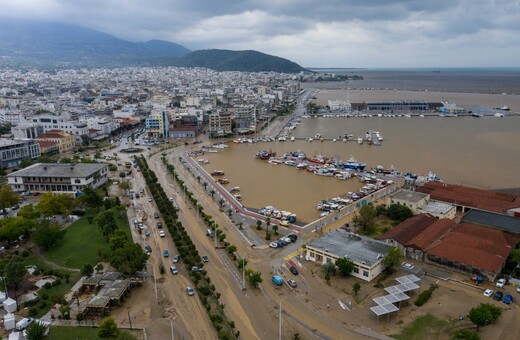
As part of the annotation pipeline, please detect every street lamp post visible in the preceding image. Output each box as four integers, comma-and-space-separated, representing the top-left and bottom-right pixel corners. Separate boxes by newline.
279, 296, 289, 340
170, 319, 175, 340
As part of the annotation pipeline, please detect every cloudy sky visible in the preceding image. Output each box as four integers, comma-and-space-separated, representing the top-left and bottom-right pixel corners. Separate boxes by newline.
1, 0, 519, 67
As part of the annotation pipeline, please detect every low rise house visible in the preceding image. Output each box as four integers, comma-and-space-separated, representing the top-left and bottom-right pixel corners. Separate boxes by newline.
36, 130, 75, 153
389, 189, 456, 219
306, 229, 391, 282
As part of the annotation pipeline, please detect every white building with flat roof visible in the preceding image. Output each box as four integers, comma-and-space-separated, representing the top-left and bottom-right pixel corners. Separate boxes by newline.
306, 229, 391, 282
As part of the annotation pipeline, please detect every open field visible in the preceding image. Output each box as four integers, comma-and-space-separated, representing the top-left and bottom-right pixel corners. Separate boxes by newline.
44, 209, 130, 269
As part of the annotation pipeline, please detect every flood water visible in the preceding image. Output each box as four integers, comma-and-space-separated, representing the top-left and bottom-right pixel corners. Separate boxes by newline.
199, 116, 520, 223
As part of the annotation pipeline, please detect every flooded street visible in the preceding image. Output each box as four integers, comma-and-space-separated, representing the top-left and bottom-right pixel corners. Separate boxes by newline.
199, 115, 520, 223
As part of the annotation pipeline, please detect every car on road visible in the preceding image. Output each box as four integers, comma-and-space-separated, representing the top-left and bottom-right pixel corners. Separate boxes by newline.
287, 234, 298, 242
169, 197, 174, 202
517, 286, 520, 293
272, 275, 283, 286
145, 232, 150, 237
289, 266, 299, 275
269, 242, 278, 248
282, 237, 292, 243
191, 266, 203, 272
144, 245, 152, 254
275, 240, 285, 247
287, 279, 297, 288
154, 212, 159, 218
159, 230, 165, 238
503, 293, 513, 304
278, 239, 288, 246
156, 222, 162, 228
148, 197, 153, 202
496, 278, 506, 288
170, 266, 178, 275
483, 289, 494, 298
493, 291, 503, 301
186, 286, 195, 296
173, 255, 180, 263
201, 256, 209, 262
163, 250, 169, 258
280, 220, 290, 226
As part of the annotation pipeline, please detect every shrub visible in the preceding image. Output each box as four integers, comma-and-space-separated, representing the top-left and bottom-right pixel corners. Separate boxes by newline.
33, 269, 41, 275
28, 308, 38, 317
415, 284, 438, 306
43, 282, 52, 289
39, 301, 48, 309
40, 293, 49, 300
21, 250, 30, 257
52, 279, 62, 286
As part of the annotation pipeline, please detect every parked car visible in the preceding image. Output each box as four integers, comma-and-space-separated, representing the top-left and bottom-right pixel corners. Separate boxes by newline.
159, 230, 165, 238
157, 222, 163, 228
503, 293, 513, 304
483, 289, 494, 298
496, 278, 506, 288
287, 234, 298, 242
154, 212, 160, 218
173, 255, 180, 263
144, 245, 152, 254
163, 250, 169, 258
282, 237, 292, 243
272, 275, 283, 286
186, 286, 195, 296
201, 256, 209, 262
148, 197, 153, 202
280, 220, 290, 226
289, 266, 299, 275
269, 242, 279, 248
517, 286, 520, 293
170, 266, 178, 275
191, 266, 203, 272
16, 317, 34, 330
493, 291, 504, 301
287, 279, 297, 288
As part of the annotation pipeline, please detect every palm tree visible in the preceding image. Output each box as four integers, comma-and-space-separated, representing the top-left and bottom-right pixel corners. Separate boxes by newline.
272, 224, 279, 235
203, 182, 208, 191
219, 198, 225, 209
265, 217, 271, 234
238, 222, 244, 230
210, 189, 216, 198
196, 175, 201, 183
256, 220, 262, 230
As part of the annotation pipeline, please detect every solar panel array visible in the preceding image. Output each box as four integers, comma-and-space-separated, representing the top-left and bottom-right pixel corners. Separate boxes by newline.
371, 274, 421, 318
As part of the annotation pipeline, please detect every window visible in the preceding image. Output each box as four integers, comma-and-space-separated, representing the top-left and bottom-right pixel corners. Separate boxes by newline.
353, 268, 359, 274
74, 179, 81, 184
363, 271, 369, 277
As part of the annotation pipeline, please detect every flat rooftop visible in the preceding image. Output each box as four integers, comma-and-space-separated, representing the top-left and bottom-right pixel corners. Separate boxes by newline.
462, 210, 520, 234
8, 163, 107, 178
420, 200, 454, 215
308, 229, 391, 266
392, 189, 429, 203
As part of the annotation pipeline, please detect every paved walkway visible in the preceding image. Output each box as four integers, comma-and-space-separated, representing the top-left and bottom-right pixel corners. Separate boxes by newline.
32, 246, 80, 272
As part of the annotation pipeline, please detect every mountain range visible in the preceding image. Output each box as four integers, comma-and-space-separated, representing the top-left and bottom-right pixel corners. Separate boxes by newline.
0, 18, 306, 73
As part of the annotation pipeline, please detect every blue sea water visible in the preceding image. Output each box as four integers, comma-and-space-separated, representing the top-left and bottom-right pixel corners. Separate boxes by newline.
308, 68, 520, 95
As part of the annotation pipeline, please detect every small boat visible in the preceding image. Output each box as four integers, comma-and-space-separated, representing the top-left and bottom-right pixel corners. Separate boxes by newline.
296, 163, 307, 170
217, 178, 229, 184
290, 136, 295, 141
357, 137, 363, 144
501, 106, 510, 111
230, 187, 240, 193
211, 170, 225, 176
234, 194, 242, 201
494, 112, 504, 117
268, 157, 283, 164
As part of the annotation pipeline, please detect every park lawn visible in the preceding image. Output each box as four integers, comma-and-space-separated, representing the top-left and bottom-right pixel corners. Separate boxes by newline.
44, 209, 130, 269
392, 314, 458, 340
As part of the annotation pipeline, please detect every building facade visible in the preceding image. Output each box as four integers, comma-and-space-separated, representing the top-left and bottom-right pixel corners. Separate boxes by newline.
145, 111, 169, 137
36, 130, 75, 153
306, 229, 391, 282
208, 111, 232, 138
0, 139, 41, 169
8, 163, 109, 195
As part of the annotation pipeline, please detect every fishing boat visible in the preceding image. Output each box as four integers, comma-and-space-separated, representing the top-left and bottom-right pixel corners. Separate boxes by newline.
217, 178, 229, 184
254, 150, 276, 160
211, 170, 225, 176
267, 158, 283, 165
335, 156, 366, 171
296, 163, 308, 170
230, 187, 240, 193
357, 137, 363, 144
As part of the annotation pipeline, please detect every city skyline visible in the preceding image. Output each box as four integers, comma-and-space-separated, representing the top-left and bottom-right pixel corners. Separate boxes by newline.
0, 0, 519, 68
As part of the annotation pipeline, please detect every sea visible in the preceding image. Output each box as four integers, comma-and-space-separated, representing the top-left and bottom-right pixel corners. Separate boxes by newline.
201, 68, 520, 222
306, 68, 520, 95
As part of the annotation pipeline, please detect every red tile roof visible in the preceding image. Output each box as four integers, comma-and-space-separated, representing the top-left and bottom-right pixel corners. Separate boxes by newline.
409, 218, 455, 250
379, 214, 438, 245
426, 223, 519, 273
417, 182, 520, 214
36, 140, 58, 148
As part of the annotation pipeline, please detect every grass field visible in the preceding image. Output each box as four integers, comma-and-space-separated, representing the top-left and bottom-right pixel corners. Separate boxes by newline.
47, 326, 140, 339
44, 209, 130, 269
392, 314, 459, 340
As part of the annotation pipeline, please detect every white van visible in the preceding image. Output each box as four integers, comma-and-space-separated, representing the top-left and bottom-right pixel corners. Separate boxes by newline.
16, 317, 33, 330
207, 229, 213, 237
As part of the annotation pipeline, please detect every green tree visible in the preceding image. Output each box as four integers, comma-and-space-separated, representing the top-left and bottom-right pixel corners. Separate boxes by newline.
256, 220, 262, 230
119, 182, 130, 190
19, 159, 34, 169
95, 209, 118, 238
0, 217, 34, 244
17, 204, 41, 220
95, 263, 105, 273
510, 248, 520, 265
0, 185, 19, 213
25, 320, 48, 340
109, 230, 128, 251
36, 193, 76, 217
238, 258, 248, 270
322, 262, 337, 276
335, 257, 355, 276
248, 271, 263, 288
196, 175, 201, 183
272, 224, 278, 235
227, 245, 237, 254
119, 171, 126, 179
352, 282, 361, 295
218, 198, 225, 209
468, 303, 502, 331
202, 182, 208, 191
383, 247, 402, 274
32, 222, 66, 251
386, 204, 413, 222
110, 242, 148, 274
80, 187, 103, 211
81, 263, 94, 276
355, 204, 376, 232
80, 134, 91, 146
98, 317, 120, 338
210, 189, 215, 198
4, 255, 26, 291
